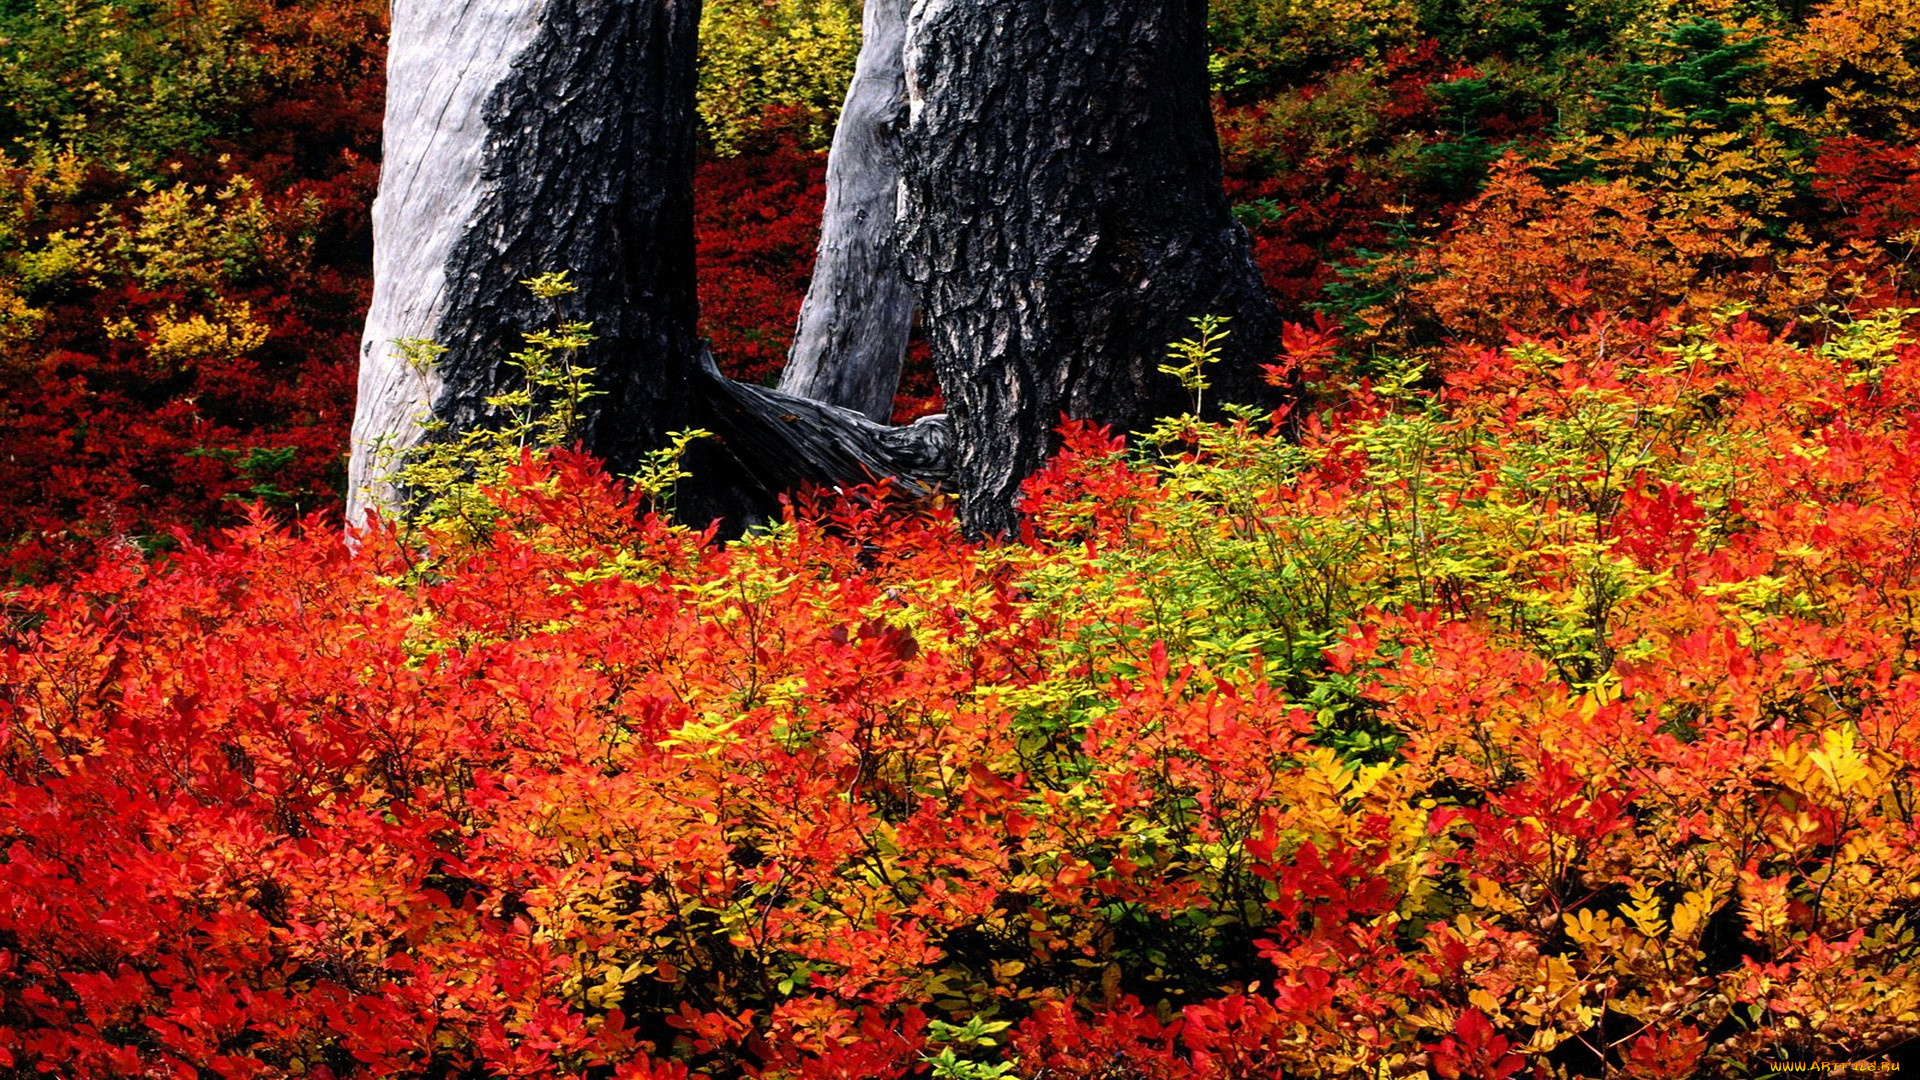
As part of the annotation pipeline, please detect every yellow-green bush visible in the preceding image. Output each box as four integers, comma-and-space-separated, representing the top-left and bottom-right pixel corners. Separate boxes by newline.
1208, 0, 1421, 98
0, 0, 274, 166
698, 0, 861, 156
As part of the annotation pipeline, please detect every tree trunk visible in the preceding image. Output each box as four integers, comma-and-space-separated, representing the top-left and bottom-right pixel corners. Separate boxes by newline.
348, 0, 551, 522
899, 0, 1283, 535
349, 0, 703, 521
350, 0, 946, 533
775, 0, 917, 423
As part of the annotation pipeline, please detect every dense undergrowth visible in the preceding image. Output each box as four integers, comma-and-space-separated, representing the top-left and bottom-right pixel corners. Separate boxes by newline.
0, 0, 385, 579
5, 308, 1918, 1074
4, 0, 1920, 1075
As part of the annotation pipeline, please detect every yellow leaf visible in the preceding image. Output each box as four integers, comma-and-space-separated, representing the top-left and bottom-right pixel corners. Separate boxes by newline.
1671, 888, 1715, 944
1563, 908, 1620, 948
1467, 875, 1521, 916
1621, 882, 1667, 939
1807, 724, 1878, 798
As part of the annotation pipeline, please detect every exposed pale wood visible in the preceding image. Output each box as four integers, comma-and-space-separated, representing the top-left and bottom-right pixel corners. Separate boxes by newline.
352, 0, 719, 523
347, 0, 548, 524
776, 0, 917, 423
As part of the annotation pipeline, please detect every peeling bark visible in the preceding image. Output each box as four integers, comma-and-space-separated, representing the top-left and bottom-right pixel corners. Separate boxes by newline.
900, 0, 1284, 535
776, 0, 917, 423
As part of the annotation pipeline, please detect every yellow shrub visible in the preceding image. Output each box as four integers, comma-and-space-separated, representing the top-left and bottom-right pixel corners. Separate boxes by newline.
698, 0, 861, 156
1770, 0, 1920, 141
140, 300, 270, 372
96, 172, 272, 294
0, 148, 93, 355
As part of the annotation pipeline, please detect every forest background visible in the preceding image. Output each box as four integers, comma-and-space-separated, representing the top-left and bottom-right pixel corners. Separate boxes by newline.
6, 0, 1916, 577
3, 0, 1920, 1075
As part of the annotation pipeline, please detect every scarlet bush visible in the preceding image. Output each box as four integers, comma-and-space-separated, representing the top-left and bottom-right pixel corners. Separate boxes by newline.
8, 3, 1920, 1070
5, 298, 1918, 1076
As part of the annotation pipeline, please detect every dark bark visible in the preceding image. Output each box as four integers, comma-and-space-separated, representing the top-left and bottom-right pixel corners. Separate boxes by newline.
351, 0, 948, 533
694, 350, 949, 504
776, 0, 917, 423
430, 0, 703, 480
899, 0, 1284, 535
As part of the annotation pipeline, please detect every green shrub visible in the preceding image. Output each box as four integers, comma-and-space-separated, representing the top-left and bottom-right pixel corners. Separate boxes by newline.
1208, 0, 1421, 99
0, 0, 271, 166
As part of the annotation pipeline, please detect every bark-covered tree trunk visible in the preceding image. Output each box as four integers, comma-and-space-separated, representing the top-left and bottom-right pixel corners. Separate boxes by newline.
350, 0, 704, 522
900, 0, 1284, 535
775, 0, 916, 423
350, 0, 945, 532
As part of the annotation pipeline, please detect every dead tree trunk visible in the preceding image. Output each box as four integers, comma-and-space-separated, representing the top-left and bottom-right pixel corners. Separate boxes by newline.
899, 0, 1283, 535
775, 0, 917, 423
350, 0, 945, 533
348, 0, 554, 522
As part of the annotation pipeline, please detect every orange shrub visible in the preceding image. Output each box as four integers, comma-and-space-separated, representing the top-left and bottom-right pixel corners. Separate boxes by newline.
1378, 153, 1847, 347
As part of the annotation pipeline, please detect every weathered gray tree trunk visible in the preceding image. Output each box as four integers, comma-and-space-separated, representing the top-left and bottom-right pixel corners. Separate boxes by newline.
347, 0, 551, 522
775, 0, 917, 423
899, 0, 1284, 535
350, 0, 945, 532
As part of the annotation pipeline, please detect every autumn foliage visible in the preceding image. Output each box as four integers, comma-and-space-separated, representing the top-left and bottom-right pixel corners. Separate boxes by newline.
6, 0, 1920, 1075
5, 303, 1920, 1074
14, 0, 1920, 575
0, 0, 386, 580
